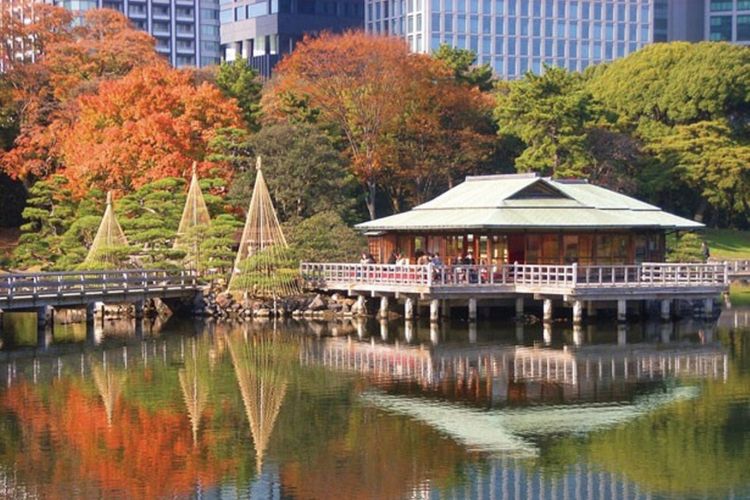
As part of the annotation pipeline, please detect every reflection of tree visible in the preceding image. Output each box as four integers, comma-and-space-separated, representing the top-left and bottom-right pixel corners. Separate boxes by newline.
227, 327, 297, 473
178, 337, 211, 443
90, 356, 126, 427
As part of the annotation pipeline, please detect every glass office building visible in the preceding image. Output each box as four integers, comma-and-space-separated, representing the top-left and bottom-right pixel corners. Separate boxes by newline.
365, 0, 666, 77
54, 0, 222, 67
220, 0, 364, 77
707, 0, 750, 43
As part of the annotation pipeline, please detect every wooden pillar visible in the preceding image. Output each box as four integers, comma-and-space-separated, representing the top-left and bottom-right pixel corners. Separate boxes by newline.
703, 298, 714, 319
429, 299, 440, 322
357, 295, 366, 316
572, 300, 583, 324
379, 296, 390, 319
133, 300, 144, 320
404, 297, 415, 320
661, 322, 672, 343
37, 305, 54, 329
441, 299, 450, 318
617, 300, 627, 322
543, 299, 553, 322
404, 320, 414, 343
355, 318, 365, 339
515, 297, 524, 318
617, 324, 627, 345
660, 299, 671, 321
515, 322, 524, 343
573, 324, 583, 346
468, 298, 477, 321
430, 322, 439, 345
379, 319, 389, 341
543, 321, 552, 345
468, 322, 477, 343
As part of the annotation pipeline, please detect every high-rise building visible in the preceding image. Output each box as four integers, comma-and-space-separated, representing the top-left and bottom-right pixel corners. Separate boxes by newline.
219, 0, 364, 77
706, 0, 750, 44
366, 0, 666, 77
54, 0, 222, 67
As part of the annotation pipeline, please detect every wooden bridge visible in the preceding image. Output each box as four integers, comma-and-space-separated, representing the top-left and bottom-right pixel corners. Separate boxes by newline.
724, 259, 750, 282
0, 269, 200, 328
301, 262, 729, 322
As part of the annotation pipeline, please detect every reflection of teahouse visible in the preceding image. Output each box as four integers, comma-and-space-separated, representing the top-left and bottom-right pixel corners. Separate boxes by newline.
358, 174, 702, 266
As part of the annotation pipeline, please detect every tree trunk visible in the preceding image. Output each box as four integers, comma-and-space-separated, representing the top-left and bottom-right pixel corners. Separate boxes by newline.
365, 181, 377, 220
693, 199, 708, 223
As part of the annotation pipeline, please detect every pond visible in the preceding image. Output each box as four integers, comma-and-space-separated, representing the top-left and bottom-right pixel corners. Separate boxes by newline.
0, 310, 748, 499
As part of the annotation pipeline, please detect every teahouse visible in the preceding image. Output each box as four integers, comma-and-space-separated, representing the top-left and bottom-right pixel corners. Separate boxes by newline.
357, 173, 701, 265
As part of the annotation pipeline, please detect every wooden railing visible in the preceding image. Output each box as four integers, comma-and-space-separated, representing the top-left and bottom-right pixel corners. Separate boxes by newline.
722, 260, 750, 277
300, 262, 729, 290
0, 269, 199, 298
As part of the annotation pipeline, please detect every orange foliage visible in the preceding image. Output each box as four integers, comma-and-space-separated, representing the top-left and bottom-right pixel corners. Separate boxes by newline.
0, 380, 236, 498
59, 64, 242, 196
263, 31, 494, 218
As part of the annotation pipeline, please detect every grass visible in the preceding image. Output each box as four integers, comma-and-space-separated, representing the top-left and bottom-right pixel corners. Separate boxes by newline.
729, 283, 750, 307
703, 229, 750, 260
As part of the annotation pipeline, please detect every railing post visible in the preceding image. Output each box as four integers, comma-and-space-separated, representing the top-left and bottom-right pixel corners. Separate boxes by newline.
427, 263, 433, 287
571, 263, 578, 287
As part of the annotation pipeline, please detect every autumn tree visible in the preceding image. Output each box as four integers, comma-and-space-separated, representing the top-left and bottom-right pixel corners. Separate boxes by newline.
0, 8, 165, 185
264, 32, 494, 219
59, 65, 242, 196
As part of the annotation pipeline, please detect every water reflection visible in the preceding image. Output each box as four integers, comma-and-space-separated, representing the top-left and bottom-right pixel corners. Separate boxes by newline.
0, 310, 746, 499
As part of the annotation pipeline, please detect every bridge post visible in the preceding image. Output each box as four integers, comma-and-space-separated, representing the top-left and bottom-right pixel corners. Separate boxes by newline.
660, 299, 671, 321
379, 319, 389, 341
543, 321, 552, 345
515, 298, 524, 319
441, 299, 450, 318
429, 299, 439, 323
430, 322, 439, 345
404, 320, 414, 343
617, 300, 627, 322
133, 300, 144, 320
703, 298, 714, 319
617, 324, 627, 345
404, 297, 415, 320
468, 298, 477, 321
378, 296, 389, 319
468, 321, 477, 343
37, 305, 53, 329
573, 324, 583, 346
543, 299, 553, 322
572, 300, 583, 324
515, 322, 524, 343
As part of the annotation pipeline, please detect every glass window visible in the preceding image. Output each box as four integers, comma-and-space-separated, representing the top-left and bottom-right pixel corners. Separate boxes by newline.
617, 22, 625, 40
593, 2, 601, 19
569, 1, 578, 18
431, 34, 441, 49
201, 8, 219, 20
417, 13, 423, 30
710, 15, 732, 40
532, 38, 540, 55
563, 235, 578, 264
220, 8, 233, 22
738, 15, 750, 40
605, 3, 613, 20
508, 0, 516, 15
519, 57, 528, 74
495, 0, 504, 15
557, 39, 564, 56
508, 16, 516, 34
236, 5, 247, 20
581, 1, 589, 19
606, 22, 613, 40
545, 19, 553, 35
458, 0, 465, 11
470, 35, 478, 51
545, 39, 553, 55
495, 17, 503, 33
508, 57, 516, 76
533, 0, 541, 16
640, 5, 649, 22
629, 4, 637, 21
432, 13, 441, 29
483, 0, 492, 13
457, 14, 466, 32
533, 18, 541, 35
568, 40, 576, 57
545, 0, 553, 16
593, 22, 601, 38
569, 21, 577, 37
247, 2, 268, 17
581, 22, 589, 37
521, 17, 529, 35
470, 15, 478, 31
557, 20, 565, 35
495, 37, 504, 52
508, 38, 516, 53
471, 0, 479, 13
483, 16, 492, 32
593, 41, 601, 58
557, 0, 564, 16
445, 14, 453, 31
520, 0, 529, 15
739, 0, 750, 8
520, 38, 528, 55
617, 4, 625, 20
432, 0, 441, 10
710, 0, 733, 11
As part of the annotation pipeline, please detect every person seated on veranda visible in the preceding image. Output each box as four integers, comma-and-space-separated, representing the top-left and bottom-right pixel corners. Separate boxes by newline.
388, 251, 398, 265
366, 253, 376, 264
359, 252, 370, 265
396, 253, 410, 265
463, 251, 475, 266
416, 250, 430, 266
431, 253, 443, 267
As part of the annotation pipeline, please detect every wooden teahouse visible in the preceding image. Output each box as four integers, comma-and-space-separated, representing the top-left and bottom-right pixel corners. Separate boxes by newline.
358, 173, 702, 266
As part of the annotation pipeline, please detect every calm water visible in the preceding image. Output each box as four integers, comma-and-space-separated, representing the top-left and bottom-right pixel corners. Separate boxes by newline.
0, 310, 748, 499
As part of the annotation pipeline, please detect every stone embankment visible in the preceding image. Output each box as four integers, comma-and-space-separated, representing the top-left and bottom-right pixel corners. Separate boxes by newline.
196, 289, 367, 320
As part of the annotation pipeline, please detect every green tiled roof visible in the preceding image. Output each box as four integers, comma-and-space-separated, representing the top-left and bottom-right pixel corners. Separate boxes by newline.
357, 174, 702, 232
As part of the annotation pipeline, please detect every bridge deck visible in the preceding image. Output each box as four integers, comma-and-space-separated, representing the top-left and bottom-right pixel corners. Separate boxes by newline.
0, 269, 199, 311
301, 262, 729, 301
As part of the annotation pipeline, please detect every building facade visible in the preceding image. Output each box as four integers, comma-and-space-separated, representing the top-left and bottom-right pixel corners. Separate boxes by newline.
706, 0, 750, 43
219, 0, 364, 77
366, 0, 668, 77
54, 0, 222, 67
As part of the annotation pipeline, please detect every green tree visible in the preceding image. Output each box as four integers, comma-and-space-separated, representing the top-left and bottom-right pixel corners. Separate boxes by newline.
55, 189, 107, 270
194, 213, 243, 277
649, 120, 750, 226
286, 211, 367, 263
432, 44, 494, 91
117, 178, 187, 268
215, 123, 360, 223
215, 58, 263, 132
495, 66, 599, 178
667, 232, 706, 263
12, 176, 77, 270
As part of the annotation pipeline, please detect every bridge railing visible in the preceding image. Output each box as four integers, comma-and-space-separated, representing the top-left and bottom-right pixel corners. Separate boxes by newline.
0, 269, 198, 298
300, 262, 729, 290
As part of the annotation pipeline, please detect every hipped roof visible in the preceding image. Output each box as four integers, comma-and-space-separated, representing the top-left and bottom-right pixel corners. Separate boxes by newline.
357, 174, 702, 232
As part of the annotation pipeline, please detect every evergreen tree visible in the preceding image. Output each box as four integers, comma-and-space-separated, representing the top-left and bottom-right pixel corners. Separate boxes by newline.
197, 214, 243, 277
215, 58, 263, 132
495, 66, 600, 178
12, 176, 77, 270
433, 44, 494, 91
118, 178, 187, 269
